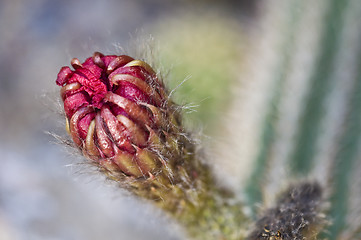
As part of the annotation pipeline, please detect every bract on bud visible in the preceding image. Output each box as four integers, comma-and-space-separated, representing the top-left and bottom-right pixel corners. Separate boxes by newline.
56, 52, 176, 178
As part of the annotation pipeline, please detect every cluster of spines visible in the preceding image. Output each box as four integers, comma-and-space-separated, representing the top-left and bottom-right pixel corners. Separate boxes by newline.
247, 182, 324, 240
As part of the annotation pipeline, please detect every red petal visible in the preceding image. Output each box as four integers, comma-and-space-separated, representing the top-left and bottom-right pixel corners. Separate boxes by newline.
69, 106, 94, 146
108, 66, 151, 82
70, 69, 107, 109
101, 55, 118, 67
106, 55, 134, 75
100, 106, 134, 153
56, 66, 73, 86
104, 92, 152, 127
95, 113, 115, 157
64, 91, 89, 118
78, 112, 96, 139
114, 82, 152, 104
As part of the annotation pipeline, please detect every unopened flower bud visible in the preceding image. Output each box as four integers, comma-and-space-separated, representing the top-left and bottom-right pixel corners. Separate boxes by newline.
56, 51, 246, 240
56, 52, 178, 179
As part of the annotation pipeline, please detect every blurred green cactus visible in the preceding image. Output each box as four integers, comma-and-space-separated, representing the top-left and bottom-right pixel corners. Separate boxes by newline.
153, 12, 243, 133
237, 1, 361, 239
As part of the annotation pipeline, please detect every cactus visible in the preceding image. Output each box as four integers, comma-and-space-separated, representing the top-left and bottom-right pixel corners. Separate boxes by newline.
56, 52, 246, 239
54, 1, 361, 239
237, 0, 361, 239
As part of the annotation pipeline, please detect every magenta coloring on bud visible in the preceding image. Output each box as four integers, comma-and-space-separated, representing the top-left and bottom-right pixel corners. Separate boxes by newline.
56, 52, 167, 178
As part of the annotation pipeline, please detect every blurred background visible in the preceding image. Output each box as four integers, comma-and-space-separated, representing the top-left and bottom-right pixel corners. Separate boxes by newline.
1, 0, 361, 239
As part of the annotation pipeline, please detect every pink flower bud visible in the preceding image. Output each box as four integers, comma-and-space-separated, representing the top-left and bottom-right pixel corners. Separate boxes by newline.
56, 52, 170, 178
56, 53, 247, 240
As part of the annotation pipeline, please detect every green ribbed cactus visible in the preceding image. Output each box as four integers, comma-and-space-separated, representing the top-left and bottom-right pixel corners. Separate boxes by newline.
55, 1, 361, 239
237, 1, 361, 239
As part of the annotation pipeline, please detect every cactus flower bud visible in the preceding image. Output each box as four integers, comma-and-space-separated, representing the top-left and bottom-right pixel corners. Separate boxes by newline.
56, 52, 245, 240
56, 52, 176, 179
